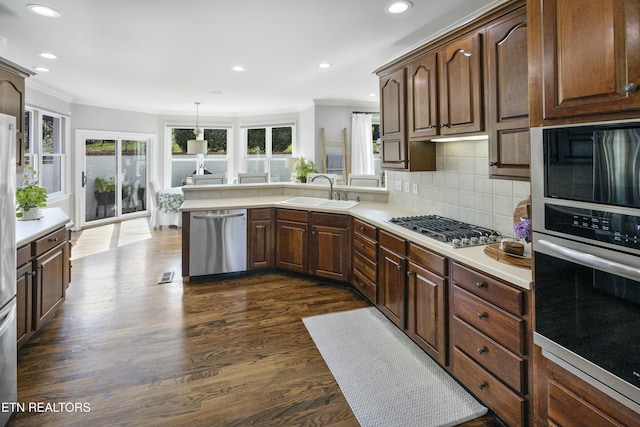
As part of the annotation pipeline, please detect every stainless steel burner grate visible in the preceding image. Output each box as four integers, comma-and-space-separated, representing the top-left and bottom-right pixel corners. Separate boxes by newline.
388, 215, 501, 248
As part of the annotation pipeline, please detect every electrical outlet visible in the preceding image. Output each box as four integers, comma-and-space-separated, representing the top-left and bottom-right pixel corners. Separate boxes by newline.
412, 183, 419, 195
394, 180, 402, 191
404, 182, 410, 193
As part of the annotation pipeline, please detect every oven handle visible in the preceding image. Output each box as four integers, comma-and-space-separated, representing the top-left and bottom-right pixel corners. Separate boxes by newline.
538, 239, 640, 280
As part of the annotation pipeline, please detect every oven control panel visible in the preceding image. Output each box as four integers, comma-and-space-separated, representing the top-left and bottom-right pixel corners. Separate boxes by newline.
545, 204, 640, 250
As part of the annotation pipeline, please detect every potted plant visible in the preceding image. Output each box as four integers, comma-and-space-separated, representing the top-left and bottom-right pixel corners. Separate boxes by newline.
94, 177, 116, 217
16, 166, 47, 220
293, 157, 317, 183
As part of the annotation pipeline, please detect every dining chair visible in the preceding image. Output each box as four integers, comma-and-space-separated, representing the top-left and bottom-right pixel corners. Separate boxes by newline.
348, 174, 381, 187
238, 173, 268, 183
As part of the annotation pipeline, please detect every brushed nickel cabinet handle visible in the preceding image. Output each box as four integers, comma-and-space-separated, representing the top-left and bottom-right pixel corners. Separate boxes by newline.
476, 282, 486, 288
477, 382, 487, 390
477, 347, 487, 355
624, 83, 638, 93
477, 312, 487, 319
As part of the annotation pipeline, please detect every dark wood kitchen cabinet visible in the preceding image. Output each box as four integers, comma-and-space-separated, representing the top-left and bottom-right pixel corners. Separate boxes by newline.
0, 57, 33, 171
532, 346, 639, 427
308, 212, 350, 282
16, 226, 70, 348
275, 209, 308, 273
529, 0, 640, 125
377, 230, 407, 329
449, 261, 532, 427
407, 52, 439, 140
379, 68, 436, 171
247, 208, 275, 269
352, 218, 378, 303
439, 32, 484, 136
485, 7, 530, 180
406, 243, 448, 367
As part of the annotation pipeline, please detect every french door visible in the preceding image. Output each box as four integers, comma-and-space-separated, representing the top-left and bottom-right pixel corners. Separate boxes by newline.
77, 131, 152, 227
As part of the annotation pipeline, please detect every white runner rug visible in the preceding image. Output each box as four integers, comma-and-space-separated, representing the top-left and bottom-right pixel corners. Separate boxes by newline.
303, 307, 487, 427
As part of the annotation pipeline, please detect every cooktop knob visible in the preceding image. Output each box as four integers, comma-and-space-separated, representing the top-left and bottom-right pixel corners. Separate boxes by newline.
461, 238, 470, 245
470, 237, 479, 244
452, 238, 461, 247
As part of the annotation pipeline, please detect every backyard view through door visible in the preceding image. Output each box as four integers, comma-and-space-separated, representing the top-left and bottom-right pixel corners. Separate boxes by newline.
83, 138, 148, 224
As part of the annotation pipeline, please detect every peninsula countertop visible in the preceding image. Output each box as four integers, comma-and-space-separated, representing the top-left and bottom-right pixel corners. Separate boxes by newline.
16, 207, 71, 248
181, 196, 533, 290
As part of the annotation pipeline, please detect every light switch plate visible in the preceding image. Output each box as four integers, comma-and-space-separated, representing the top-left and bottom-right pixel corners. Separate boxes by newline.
404, 182, 410, 193
395, 180, 402, 191
412, 183, 419, 195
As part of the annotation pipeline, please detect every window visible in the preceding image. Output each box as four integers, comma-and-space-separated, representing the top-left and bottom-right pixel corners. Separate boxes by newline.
169, 126, 229, 187
244, 125, 293, 183
19, 108, 67, 197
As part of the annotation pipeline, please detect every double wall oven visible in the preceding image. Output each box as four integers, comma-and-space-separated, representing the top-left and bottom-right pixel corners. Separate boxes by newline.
531, 121, 640, 413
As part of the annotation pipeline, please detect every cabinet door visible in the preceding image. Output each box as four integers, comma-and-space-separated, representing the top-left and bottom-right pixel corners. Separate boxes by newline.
34, 244, 66, 330
537, 0, 640, 120
407, 262, 447, 366
407, 52, 439, 140
309, 224, 350, 281
440, 32, 484, 135
247, 219, 274, 269
16, 263, 33, 348
486, 8, 530, 180
0, 68, 26, 168
275, 220, 307, 273
380, 68, 407, 169
378, 246, 406, 329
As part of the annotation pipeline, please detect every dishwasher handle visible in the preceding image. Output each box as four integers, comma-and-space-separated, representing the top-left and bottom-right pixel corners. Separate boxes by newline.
192, 212, 246, 220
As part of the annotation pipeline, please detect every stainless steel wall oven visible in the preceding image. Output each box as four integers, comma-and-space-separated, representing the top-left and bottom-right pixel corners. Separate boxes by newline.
531, 122, 640, 413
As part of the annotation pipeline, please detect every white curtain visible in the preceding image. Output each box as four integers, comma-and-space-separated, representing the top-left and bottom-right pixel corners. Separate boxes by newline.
350, 113, 374, 175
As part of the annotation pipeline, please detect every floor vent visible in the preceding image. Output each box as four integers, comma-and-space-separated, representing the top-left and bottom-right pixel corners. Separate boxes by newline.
159, 271, 174, 284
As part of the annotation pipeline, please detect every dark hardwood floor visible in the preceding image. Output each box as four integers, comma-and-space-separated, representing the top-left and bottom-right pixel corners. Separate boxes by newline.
8, 218, 505, 426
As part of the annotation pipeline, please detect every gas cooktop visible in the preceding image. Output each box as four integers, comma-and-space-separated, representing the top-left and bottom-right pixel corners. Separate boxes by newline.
388, 215, 502, 248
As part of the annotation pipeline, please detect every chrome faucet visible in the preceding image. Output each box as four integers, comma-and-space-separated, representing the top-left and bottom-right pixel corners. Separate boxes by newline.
310, 174, 334, 199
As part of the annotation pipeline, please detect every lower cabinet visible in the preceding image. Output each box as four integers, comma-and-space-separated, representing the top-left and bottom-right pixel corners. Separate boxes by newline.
377, 230, 407, 329
16, 226, 70, 348
275, 209, 309, 273
406, 243, 448, 366
533, 346, 639, 427
308, 212, 351, 281
352, 218, 378, 303
247, 208, 275, 269
449, 261, 531, 427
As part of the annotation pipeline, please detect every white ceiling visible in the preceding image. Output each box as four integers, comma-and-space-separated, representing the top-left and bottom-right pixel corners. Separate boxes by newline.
0, 0, 506, 116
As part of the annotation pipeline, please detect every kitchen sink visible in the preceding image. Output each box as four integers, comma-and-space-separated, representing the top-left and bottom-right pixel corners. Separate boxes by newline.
280, 196, 360, 210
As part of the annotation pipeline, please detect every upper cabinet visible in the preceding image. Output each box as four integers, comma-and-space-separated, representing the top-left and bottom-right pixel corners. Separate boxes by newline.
485, 8, 530, 180
0, 57, 33, 171
407, 52, 439, 140
529, 0, 640, 125
440, 32, 484, 136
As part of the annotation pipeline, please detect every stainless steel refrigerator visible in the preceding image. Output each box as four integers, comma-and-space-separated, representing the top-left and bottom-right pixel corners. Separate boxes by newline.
0, 112, 17, 426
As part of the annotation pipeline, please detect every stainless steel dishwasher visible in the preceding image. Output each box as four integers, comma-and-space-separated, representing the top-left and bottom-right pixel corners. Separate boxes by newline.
189, 209, 247, 276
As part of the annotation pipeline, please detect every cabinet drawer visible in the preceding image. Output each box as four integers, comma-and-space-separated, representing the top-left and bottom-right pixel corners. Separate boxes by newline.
311, 212, 349, 227
277, 209, 308, 223
17, 244, 31, 268
353, 250, 377, 283
452, 285, 525, 355
451, 317, 525, 394
33, 227, 67, 257
408, 243, 447, 276
379, 229, 406, 255
353, 232, 377, 261
452, 262, 524, 315
249, 208, 273, 220
352, 268, 377, 303
452, 348, 526, 427
354, 218, 377, 240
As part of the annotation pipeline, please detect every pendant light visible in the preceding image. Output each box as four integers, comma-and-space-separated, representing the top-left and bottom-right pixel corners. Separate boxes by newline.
187, 102, 207, 175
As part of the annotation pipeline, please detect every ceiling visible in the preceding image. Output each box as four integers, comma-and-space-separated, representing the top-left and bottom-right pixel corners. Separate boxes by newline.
0, 0, 506, 116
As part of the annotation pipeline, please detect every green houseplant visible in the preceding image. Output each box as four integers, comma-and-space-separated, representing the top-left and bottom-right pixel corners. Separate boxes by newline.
16, 166, 48, 220
293, 157, 317, 183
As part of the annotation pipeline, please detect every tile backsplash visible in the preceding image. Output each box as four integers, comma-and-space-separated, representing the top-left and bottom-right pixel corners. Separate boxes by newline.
386, 139, 531, 238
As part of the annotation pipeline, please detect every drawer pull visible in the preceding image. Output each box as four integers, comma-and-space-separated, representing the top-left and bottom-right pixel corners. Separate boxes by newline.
477, 382, 487, 390
360, 243, 365, 248
360, 226, 365, 232
475, 282, 486, 288
48, 237, 59, 242
396, 264, 403, 271
476, 346, 487, 355
359, 282, 365, 288
477, 312, 487, 319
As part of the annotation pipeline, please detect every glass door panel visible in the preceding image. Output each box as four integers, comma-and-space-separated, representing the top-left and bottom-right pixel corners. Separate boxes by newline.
121, 139, 147, 214
85, 139, 117, 222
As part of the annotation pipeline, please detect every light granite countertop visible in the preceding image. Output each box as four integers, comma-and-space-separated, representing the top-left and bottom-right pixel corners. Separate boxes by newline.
16, 207, 71, 248
181, 196, 533, 290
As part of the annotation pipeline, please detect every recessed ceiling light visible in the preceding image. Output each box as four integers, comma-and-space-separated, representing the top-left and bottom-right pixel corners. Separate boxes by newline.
39, 52, 57, 59
318, 62, 332, 69
26, 4, 61, 17
386, 1, 413, 14
34, 66, 50, 72
232, 65, 245, 72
